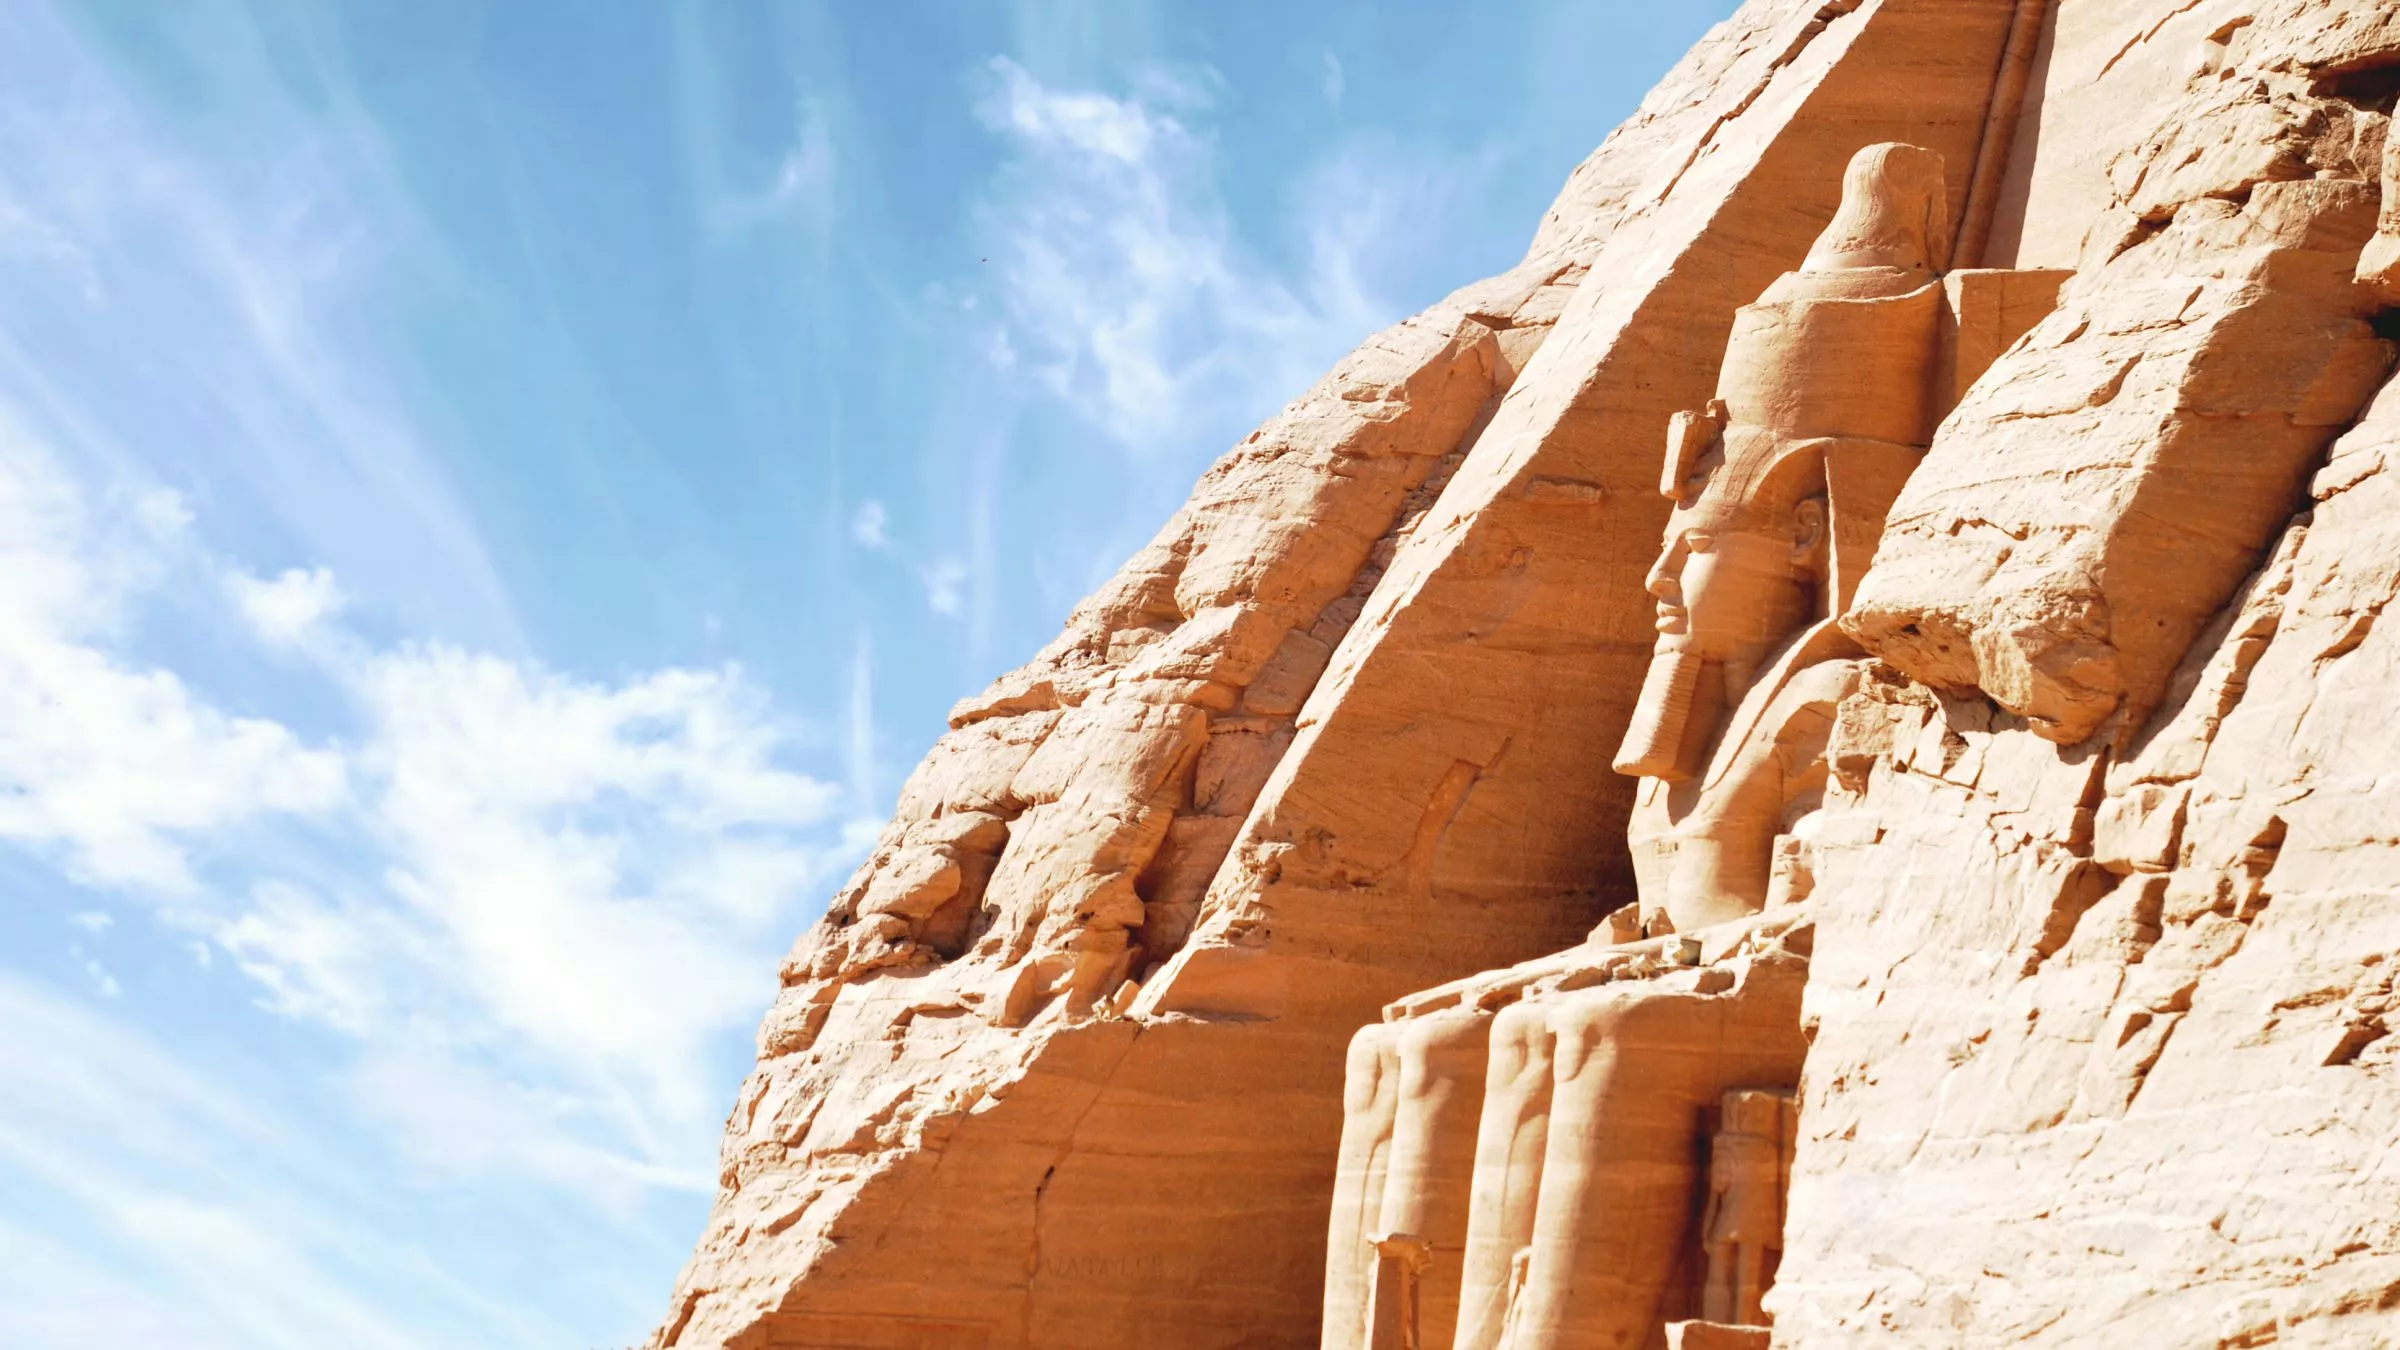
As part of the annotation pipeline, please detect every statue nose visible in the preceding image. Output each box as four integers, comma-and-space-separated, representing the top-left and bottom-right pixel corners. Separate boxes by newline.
1645, 549, 1680, 602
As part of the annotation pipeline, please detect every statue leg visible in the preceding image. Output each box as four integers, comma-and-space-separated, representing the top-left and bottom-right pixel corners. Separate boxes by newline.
1324, 1022, 1403, 1350
1511, 959, 1807, 1350
1451, 998, 1557, 1350
1735, 1239, 1770, 1327
1377, 1009, 1495, 1350
1700, 1238, 1736, 1325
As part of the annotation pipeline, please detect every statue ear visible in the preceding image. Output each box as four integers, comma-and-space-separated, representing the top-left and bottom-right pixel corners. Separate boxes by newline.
1790, 498, 1828, 571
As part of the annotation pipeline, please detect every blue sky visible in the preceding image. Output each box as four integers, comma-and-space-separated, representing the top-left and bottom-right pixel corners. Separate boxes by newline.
0, 3, 1736, 1346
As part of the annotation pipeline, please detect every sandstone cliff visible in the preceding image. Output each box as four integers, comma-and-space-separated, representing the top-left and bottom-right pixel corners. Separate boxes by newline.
652, 2, 2400, 1347
1781, 3, 2400, 1344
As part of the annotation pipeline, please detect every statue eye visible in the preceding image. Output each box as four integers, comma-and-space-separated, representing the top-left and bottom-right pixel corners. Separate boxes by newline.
1684, 531, 1717, 554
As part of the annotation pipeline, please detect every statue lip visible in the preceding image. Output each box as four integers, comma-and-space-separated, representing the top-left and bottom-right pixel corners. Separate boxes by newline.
1654, 603, 1688, 634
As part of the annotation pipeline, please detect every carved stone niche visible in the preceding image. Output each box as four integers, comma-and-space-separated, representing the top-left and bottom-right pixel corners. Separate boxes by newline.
1367, 1232, 1435, 1350
1317, 141, 2082, 1350
1693, 1088, 1801, 1332
2361, 130, 2400, 303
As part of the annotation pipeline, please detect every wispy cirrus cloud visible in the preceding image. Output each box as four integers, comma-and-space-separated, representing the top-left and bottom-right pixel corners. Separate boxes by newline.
965, 55, 1509, 475
0, 427, 349, 893
226, 565, 348, 648
0, 1, 522, 654
850, 497, 889, 548
709, 96, 838, 237
0, 976, 575, 1350
0, 395, 866, 1192
0, 6, 882, 1345
0, 348, 878, 1346
971, 57, 1390, 451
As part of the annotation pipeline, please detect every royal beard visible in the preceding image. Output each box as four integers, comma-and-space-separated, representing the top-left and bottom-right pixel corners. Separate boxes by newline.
1612, 647, 1725, 782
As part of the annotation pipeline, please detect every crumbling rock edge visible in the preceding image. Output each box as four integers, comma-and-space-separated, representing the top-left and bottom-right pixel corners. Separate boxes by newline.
651, 2, 2400, 1347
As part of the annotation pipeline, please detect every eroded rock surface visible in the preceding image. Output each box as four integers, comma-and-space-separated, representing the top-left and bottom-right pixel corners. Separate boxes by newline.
654, 4, 1947, 1343
659, 239, 1532, 1350
1778, 372, 2400, 1348
655, 2, 2400, 1347
1778, 3, 2400, 1345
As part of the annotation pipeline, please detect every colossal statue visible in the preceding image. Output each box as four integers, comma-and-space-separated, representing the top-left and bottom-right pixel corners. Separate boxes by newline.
654, 7, 2400, 1345
1617, 140, 1948, 935
1321, 143, 1972, 1350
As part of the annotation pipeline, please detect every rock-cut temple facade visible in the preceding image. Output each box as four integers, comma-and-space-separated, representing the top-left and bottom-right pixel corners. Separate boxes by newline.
649, 2, 2400, 1346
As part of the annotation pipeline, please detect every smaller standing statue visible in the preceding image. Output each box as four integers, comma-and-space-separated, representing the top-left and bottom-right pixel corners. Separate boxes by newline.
1699, 1090, 1799, 1330
2359, 131, 2400, 304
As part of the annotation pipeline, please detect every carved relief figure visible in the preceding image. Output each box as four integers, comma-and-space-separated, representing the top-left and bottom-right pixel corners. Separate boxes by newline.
2359, 129, 2400, 304
1321, 143, 1967, 1350
1699, 1090, 1797, 1328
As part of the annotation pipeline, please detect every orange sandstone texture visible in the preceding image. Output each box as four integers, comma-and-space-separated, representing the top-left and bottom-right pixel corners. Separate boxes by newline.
1777, 4, 2400, 1346
653, 1, 2400, 1348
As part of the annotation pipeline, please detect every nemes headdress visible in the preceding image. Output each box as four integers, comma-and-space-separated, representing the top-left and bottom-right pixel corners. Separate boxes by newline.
1614, 142, 1951, 782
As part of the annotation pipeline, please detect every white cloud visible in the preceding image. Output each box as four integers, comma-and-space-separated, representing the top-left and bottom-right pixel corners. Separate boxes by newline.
0, 406, 867, 1200
1321, 50, 1346, 107
0, 623, 345, 893
227, 566, 347, 647
849, 629, 875, 814
850, 497, 888, 549
712, 97, 836, 235
68, 910, 110, 933
0, 427, 349, 893
971, 57, 1386, 451
920, 556, 971, 616
985, 62, 1162, 162
0, 976, 571, 1350
0, 0, 525, 653
343, 643, 847, 1106
770, 100, 836, 210
0, 7, 876, 1343
213, 881, 413, 1035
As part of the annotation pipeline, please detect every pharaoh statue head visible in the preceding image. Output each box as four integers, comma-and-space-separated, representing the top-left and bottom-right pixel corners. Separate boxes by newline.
1803, 140, 1953, 274
1614, 143, 1949, 784
1615, 411, 1832, 781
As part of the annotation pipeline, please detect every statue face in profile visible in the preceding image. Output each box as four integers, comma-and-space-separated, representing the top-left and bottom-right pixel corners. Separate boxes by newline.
1614, 419, 1834, 784
1613, 418, 1834, 785
1647, 479, 1823, 670
1614, 143, 1949, 789
1646, 424, 1827, 677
